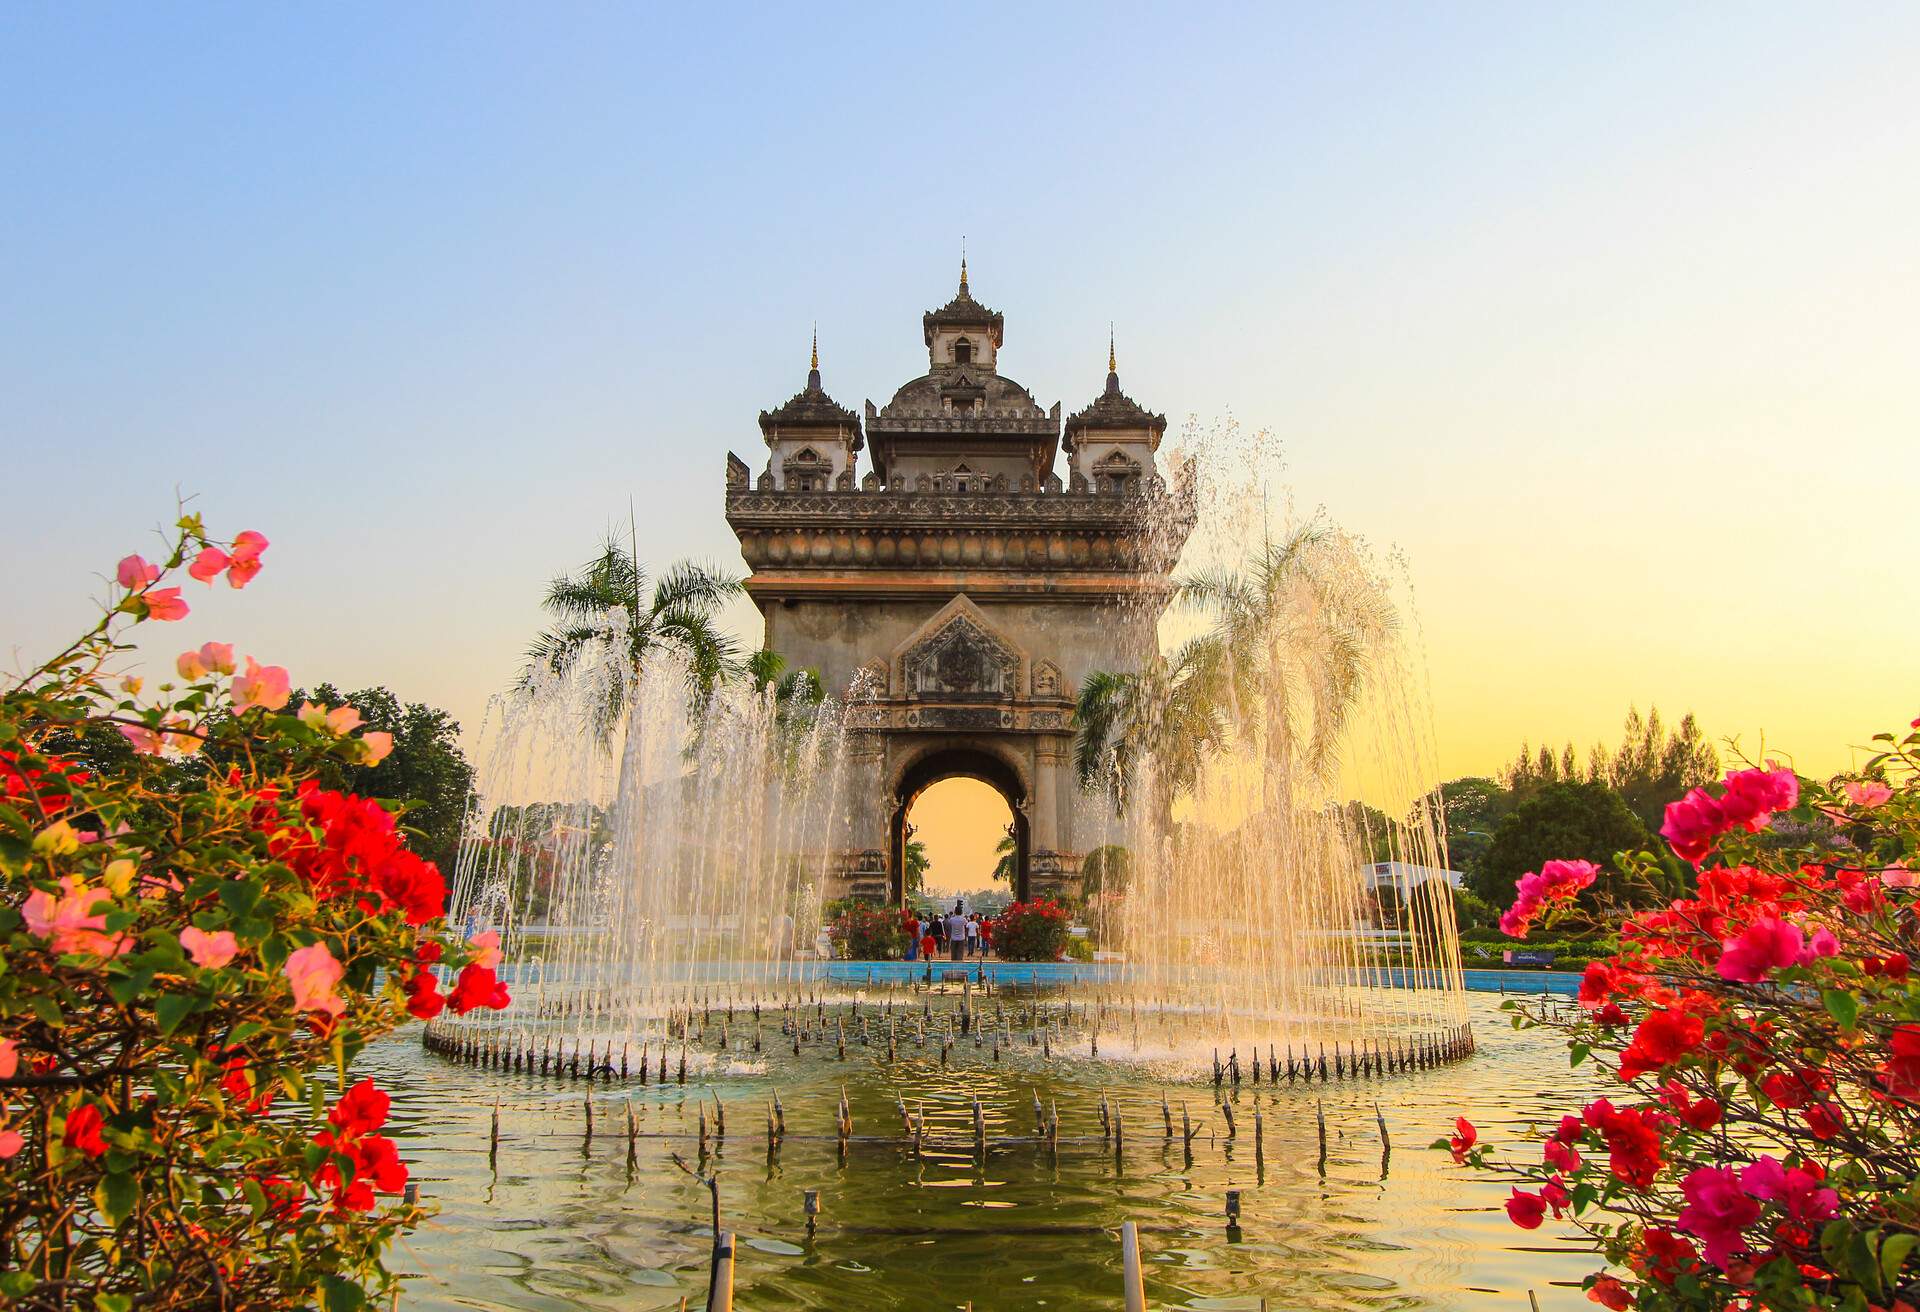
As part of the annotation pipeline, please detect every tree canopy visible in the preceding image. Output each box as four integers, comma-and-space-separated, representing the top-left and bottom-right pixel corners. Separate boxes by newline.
1469, 780, 1650, 910
295, 683, 474, 873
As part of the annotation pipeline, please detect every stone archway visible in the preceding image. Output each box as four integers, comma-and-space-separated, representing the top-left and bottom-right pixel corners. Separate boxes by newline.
888, 745, 1030, 905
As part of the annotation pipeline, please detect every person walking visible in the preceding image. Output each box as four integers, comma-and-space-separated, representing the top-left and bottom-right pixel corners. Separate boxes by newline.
947, 903, 967, 962
965, 914, 980, 959
904, 911, 920, 962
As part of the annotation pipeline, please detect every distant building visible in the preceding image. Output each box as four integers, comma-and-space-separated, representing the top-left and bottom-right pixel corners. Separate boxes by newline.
1362, 861, 1465, 891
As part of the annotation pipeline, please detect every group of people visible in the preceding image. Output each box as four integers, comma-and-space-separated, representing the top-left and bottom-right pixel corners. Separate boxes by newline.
903, 903, 992, 962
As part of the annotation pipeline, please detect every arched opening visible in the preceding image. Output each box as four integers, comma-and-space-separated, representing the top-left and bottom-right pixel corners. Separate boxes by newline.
952, 337, 973, 365
888, 747, 1029, 907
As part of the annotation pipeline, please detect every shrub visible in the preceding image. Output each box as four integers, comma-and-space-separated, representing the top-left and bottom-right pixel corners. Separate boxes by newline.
828, 901, 905, 960
1441, 735, 1920, 1309
993, 898, 1071, 962
0, 514, 509, 1310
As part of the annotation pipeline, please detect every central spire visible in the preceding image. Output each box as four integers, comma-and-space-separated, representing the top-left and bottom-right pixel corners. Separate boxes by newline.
807, 323, 821, 391
959, 238, 969, 294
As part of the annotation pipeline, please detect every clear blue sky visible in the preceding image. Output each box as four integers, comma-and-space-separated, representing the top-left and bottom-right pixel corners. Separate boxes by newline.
4, 3, 1916, 790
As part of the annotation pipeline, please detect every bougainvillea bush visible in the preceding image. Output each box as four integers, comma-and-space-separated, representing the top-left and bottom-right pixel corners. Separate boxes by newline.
828, 901, 905, 960
992, 898, 1072, 962
1443, 727, 1920, 1311
0, 514, 509, 1310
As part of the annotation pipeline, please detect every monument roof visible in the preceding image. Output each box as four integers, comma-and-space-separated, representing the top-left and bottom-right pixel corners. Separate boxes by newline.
921, 261, 1004, 345
758, 336, 861, 439
876, 370, 1047, 421
1063, 339, 1166, 445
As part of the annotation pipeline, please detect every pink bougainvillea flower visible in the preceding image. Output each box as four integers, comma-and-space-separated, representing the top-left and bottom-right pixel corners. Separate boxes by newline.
283, 942, 346, 1017
22, 878, 132, 957
177, 649, 210, 680
197, 641, 236, 675
1676, 1165, 1761, 1268
225, 530, 268, 588
143, 587, 189, 622
1882, 862, 1918, 889
118, 723, 163, 755
0, 1130, 22, 1160
1661, 788, 1726, 864
179, 926, 239, 968
1505, 1187, 1547, 1229
1739, 1156, 1838, 1223
1844, 780, 1893, 808
1715, 917, 1806, 983
296, 701, 329, 730
326, 704, 364, 735
0, 1037, 16, 1080
1718, 765, 1799, 830
187, 546, 230, 583
468, 928, 502, 970
358, 731, 394, 765
1804, 926, 1840, 960
232, 657, 291, 713
116, 554, 160, 589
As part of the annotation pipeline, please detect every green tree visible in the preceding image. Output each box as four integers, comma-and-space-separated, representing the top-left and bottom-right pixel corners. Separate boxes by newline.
991, 831, 1018, 884
523, 534, 743, 738
293, 684, 474, 873
903, 837, 930, 896
1409, 775, 1514, 874
1078, 844, 1133, 899
1470, 781, 1651, 912
1336, 800, 1398, 863
1591, 706, 1720, 833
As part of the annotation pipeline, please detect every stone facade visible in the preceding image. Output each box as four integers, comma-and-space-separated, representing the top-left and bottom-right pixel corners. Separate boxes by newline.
726, 267, 1193, 903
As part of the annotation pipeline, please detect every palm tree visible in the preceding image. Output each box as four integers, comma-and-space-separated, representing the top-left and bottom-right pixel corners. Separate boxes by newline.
739, 648, 827, 772
1072, 632, 1231, 817
1074, 522, 1395, 808
991, 831, 1017, 885
522, 534, 743, 738
903, 838, 930, 897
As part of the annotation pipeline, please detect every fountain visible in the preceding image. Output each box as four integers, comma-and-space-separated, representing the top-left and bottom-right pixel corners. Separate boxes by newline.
430, 429, 1470, 1086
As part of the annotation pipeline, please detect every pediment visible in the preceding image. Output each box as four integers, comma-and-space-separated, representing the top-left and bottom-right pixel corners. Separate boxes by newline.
889, 595, 1029, 703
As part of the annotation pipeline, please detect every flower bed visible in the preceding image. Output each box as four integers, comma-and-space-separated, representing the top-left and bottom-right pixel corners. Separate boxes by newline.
992, 898, 1071, 962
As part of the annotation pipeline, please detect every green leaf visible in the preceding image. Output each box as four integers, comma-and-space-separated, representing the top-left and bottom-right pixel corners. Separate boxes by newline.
154, 992, 198, 1036
217, 880, 261, 917
95, 1171, 138, 1227
1846, 1230, 1881, 1294
1881, 1233, 1917, 1290
107, 967, 157, 1007
1569, 1040, 1591, 1067
319, 1276, 366, 1312
1823, 989, 1860, 1032
94, 1296, 132, 1312
0, 803, 30, 837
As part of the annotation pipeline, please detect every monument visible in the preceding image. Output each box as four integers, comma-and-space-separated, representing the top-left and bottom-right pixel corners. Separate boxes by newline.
725, 263, 1194, 903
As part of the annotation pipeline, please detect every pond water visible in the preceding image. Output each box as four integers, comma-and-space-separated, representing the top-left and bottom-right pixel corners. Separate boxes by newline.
370, 987, 1612, 1311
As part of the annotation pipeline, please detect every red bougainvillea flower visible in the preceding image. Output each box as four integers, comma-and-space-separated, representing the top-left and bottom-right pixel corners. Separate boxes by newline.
404, 967, 444, 1020
1583, 1099, 1666, 1189
1448, 1117, 1476, 1162
1544, 1137, 1583, 1172
447, 963, 511, 1015
1662, 766, 1797, 864
1618, 1008, 1705, 1081
1638, 1227, 1700, 1285
1587, 1275, 1632, 1309
1658, 1082, 1722, 1131
1880, 1025, 1920, 1096
314, 1128, 407, 1211
328, 1079, 391, 1139
1540, 1175, 1571, 1219
1505, 1187, 1547, 1229
63, 1102, 108, 1157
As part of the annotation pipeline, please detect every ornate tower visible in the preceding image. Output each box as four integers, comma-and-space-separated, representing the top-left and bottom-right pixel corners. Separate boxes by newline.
724, 268, 1194, 904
